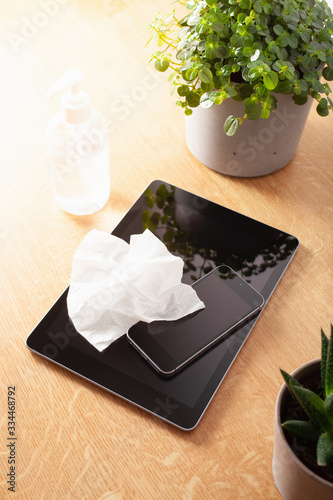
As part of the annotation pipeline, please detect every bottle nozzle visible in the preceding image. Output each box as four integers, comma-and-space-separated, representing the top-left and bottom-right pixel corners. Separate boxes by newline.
47, 69, 91, 124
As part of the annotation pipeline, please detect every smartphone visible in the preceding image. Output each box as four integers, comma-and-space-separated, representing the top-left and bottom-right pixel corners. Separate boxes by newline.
127, 265, 264, 377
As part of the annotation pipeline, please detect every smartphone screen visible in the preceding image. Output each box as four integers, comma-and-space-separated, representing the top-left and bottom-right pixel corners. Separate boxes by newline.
127, 265, 264, 376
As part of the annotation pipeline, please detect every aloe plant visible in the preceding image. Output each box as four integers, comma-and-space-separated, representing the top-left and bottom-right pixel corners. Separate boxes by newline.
280, 325, 333, 467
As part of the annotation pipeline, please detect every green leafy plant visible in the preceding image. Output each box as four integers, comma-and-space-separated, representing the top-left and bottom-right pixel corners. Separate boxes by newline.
147, 0, 333, 135
280, 325, 333, 467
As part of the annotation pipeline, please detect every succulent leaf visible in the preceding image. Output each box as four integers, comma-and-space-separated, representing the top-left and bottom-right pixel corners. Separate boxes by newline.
280, 368, 302, 403
282, 420, 320, 443
321, 328, 329, 394
281, 326, 333, 467
324, 325, 333, 396
324, 392, 333, 422
317, 432, 333, 466
289, 382, 331, 432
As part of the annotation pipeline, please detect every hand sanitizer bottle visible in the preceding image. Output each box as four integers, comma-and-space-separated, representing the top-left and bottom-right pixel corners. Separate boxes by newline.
47, 70, 110, 215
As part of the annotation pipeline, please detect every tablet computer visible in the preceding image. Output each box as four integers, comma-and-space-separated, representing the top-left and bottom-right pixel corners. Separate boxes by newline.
26, 181, 299, 430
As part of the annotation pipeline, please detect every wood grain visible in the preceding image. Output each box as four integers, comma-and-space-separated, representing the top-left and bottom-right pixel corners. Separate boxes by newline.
0, 1, 332, 498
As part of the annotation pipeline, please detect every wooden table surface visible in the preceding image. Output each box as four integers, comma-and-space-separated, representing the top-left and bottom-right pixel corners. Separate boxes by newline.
0, 1, 332, 498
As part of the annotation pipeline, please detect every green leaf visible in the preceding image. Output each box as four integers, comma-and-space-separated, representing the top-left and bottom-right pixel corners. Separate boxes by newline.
235, 83, 253, 100
299, 80, 309, 92
211, 21, 224, 32
312, 80, 325, 93
280, 369, 298, 386
323, 66, 333, 81
289, 382, 330, 432
248, 68, 261, 81
243, 46, 253, 58
261, 107, 270, 119
209, 90, 223, 102
317, 432, 333, 466
186, 91, 200, 107
327, 56, 333, 69
273, 60, 285, 71
154, 59, 169, 72
282, 420, 321, 443
316, 98, 329, 117
287, 34, 298, 49
237, 25, 247, 36
185, 68, 198, 81
177, 85, 190, 97
239, 0, 250, 9
301, 54, 317, 71
324, 393, 333, 421
254, 0, 262, 13
268, 40, 279, 54
225, 85, 238, 98
198, 68, 214, 84
263, 71, 278, 90
201, 81, 214, 92
224, 115, 239, 136
273, 60, 295, 80
200, 93, 215, 109
277, 34, 289, 47
321, 328, 329, 394
285, 68, 295, 80
237, 12, 246, 24
230, 33, 243, 48
325, 325, 333, 396
292, 94, 308, 105
317, 29, 331, 42
177, 49, 194, 61
273, 24, 283, 36
244, 97, 257, 109
280, 369, 302, 402
246, 105, 261, 120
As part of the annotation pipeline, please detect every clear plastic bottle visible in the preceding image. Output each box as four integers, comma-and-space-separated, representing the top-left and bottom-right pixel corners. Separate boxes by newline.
47, 70, 110, 215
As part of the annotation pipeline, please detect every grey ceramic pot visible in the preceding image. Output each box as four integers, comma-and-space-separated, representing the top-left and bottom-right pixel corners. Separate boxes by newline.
185, 94, 313, 177
272, 359, 333, 500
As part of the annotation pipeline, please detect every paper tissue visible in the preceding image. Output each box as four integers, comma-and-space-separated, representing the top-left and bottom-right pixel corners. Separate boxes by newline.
67, 229, 205, 351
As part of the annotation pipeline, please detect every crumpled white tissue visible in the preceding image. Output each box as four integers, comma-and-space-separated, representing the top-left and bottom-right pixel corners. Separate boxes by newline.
67, 229, 205, 351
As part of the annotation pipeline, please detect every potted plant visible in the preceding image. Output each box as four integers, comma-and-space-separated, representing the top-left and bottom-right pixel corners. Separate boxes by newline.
272, 325, 333, 499
148, 0, 333, 176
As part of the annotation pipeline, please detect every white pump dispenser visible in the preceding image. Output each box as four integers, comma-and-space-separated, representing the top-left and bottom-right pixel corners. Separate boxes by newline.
47, 70, 110, 215
47, 69, 91, 125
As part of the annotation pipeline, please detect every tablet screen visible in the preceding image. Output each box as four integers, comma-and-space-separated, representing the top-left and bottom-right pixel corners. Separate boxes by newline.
26, 181, 299, 430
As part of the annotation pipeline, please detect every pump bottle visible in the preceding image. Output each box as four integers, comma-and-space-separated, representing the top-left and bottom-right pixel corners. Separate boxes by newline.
47, 70, 110, 215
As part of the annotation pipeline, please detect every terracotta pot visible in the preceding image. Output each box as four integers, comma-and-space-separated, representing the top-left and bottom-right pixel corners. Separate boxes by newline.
185, 94, 313, 177
272, 359, 333, 500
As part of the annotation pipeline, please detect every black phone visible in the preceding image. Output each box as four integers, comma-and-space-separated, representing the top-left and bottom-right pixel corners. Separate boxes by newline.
127, 265, 264, 377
